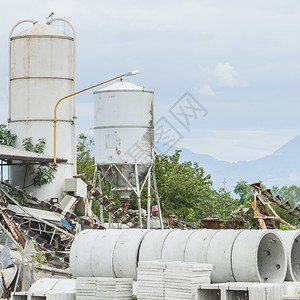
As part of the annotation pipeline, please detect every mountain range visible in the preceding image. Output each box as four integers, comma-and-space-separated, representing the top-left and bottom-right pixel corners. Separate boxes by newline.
169, 134, 300, 193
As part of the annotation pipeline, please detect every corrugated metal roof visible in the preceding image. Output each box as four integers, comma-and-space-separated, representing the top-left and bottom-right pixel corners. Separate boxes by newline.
0, 144, 67, 164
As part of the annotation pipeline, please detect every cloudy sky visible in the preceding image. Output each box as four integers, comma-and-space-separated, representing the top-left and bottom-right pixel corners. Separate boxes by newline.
1, 0, 300, 162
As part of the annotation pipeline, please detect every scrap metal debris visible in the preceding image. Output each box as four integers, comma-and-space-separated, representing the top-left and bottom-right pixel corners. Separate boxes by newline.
251, 183, 296, 230
0, 173, 141, 274
0, 179, 103, 269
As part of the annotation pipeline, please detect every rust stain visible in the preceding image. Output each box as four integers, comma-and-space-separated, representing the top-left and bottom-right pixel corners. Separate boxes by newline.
2, 214, 25, 247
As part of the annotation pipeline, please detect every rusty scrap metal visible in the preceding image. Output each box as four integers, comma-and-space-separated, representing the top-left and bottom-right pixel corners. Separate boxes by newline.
1, 212, 25, 247
279, 201, 292, 210
251, 183, 296, 230
289, 206, 300, 217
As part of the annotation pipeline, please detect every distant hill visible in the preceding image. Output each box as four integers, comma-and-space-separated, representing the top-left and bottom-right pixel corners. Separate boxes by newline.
161, 134, 300, 193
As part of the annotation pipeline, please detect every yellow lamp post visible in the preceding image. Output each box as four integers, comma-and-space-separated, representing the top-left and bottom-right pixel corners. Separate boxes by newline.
53, 70, 140, 164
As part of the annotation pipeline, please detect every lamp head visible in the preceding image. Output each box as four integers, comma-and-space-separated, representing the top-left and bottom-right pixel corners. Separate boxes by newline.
124, 69, 140, 77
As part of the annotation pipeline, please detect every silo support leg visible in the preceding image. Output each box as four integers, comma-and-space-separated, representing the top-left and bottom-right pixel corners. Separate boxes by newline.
135, 164, 143, 228
147, 173, 151, 229
98, 170, 104, 224
152, 170, 164, 229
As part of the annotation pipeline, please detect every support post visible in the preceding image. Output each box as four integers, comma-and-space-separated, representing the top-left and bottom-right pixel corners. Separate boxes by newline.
98, 170, 104, 223
147, 171, 151, 229
152, 169, 164, 229
135, 164, 143, 228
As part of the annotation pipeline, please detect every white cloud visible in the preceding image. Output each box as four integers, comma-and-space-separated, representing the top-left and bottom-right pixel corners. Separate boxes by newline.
200, 63, 246, 88
213, 63, 243, 87
199, 84, 215, 96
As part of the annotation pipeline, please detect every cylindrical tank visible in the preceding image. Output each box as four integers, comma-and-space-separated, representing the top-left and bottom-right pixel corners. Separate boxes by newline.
184, 229, 218, 263
70, 229, 287, 284
139, 229, 174, 262
69, 229, 99, 277
207, 230, 242, 283
112, 229, 150, 280
276, 230, 300, 282
8, 20, 76, 201
231, 230, 286, 283
70, 229, 150, 280
93, 80, 153, 199
161, 230, 195, 262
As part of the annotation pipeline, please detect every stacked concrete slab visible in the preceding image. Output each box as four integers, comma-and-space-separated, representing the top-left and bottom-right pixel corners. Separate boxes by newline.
115, 278, 134, 299
76, 277, 132, 300
76, 277, 98, 300
137, 261, 167, 299
198, 282, 287, 300
164, 262, 212, 300
137, 261, 212, 300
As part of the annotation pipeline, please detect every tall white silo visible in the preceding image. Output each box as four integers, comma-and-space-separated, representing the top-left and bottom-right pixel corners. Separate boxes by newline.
8, 19, 76, 201
94, 79, 162, 227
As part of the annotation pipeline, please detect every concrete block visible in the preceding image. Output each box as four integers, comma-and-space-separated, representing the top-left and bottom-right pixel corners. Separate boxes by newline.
198, 282, 287, 300
11, 291, 28, 300
197, 284, 223, 300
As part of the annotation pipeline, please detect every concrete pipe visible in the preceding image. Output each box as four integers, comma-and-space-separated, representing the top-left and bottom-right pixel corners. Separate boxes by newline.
70, 229, 100, 277
207, 230, 242, 283
50, 279, 76, 292
139, 229, 174, 261
161, 230, 195, 261
276, 230, 300, 281
184, 229, 218, 263
113, 229, 150, 280
232, 230, 286, 283
91, 229, 124, 277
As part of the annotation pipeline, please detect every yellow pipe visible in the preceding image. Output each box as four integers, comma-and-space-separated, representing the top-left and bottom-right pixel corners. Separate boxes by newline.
53, 73, 126, 165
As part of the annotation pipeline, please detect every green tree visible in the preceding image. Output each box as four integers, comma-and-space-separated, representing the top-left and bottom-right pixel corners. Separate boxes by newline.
212, 188, 240, 220
234, 180, 254, 204
75, 135, 239, 224
270, 185, 300, 227
76, 133, 116, 219
22, 137, 57, 187
0, 124, 16, 146
77, 133, 95, 181
271, 185, 300, 204
153, 150, 239, 224
233, 181, 300, 228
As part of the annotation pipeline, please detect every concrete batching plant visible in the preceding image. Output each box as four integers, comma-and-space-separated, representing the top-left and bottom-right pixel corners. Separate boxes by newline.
6, 17, 162, 228
8, 19, 76, 201
94, 80, 163, 228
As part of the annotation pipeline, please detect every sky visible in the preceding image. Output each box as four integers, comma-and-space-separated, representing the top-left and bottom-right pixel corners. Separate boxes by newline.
1, 0, 300, 162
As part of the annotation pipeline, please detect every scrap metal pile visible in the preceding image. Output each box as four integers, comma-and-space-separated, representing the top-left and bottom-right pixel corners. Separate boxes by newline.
251, 182, 298, 229
0, 176, 138, 269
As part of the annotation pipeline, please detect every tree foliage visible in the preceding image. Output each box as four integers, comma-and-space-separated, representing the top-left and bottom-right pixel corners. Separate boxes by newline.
22, 137, 46, 153
76, 135, 239, 224
154, 150, 239, 224
234, 180, 254, 204
271, 185, 300, 227
0, 124, 16, 146
233, 181, 300, 228
22, 137, 57, 187
77, 133, 95, 181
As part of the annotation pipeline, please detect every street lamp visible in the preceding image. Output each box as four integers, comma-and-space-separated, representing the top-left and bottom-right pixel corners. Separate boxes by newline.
53, 70, 140, 164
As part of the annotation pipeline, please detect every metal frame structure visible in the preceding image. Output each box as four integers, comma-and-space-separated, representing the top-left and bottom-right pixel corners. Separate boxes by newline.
95, 163, 163, 229
251, 184, 296, 230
